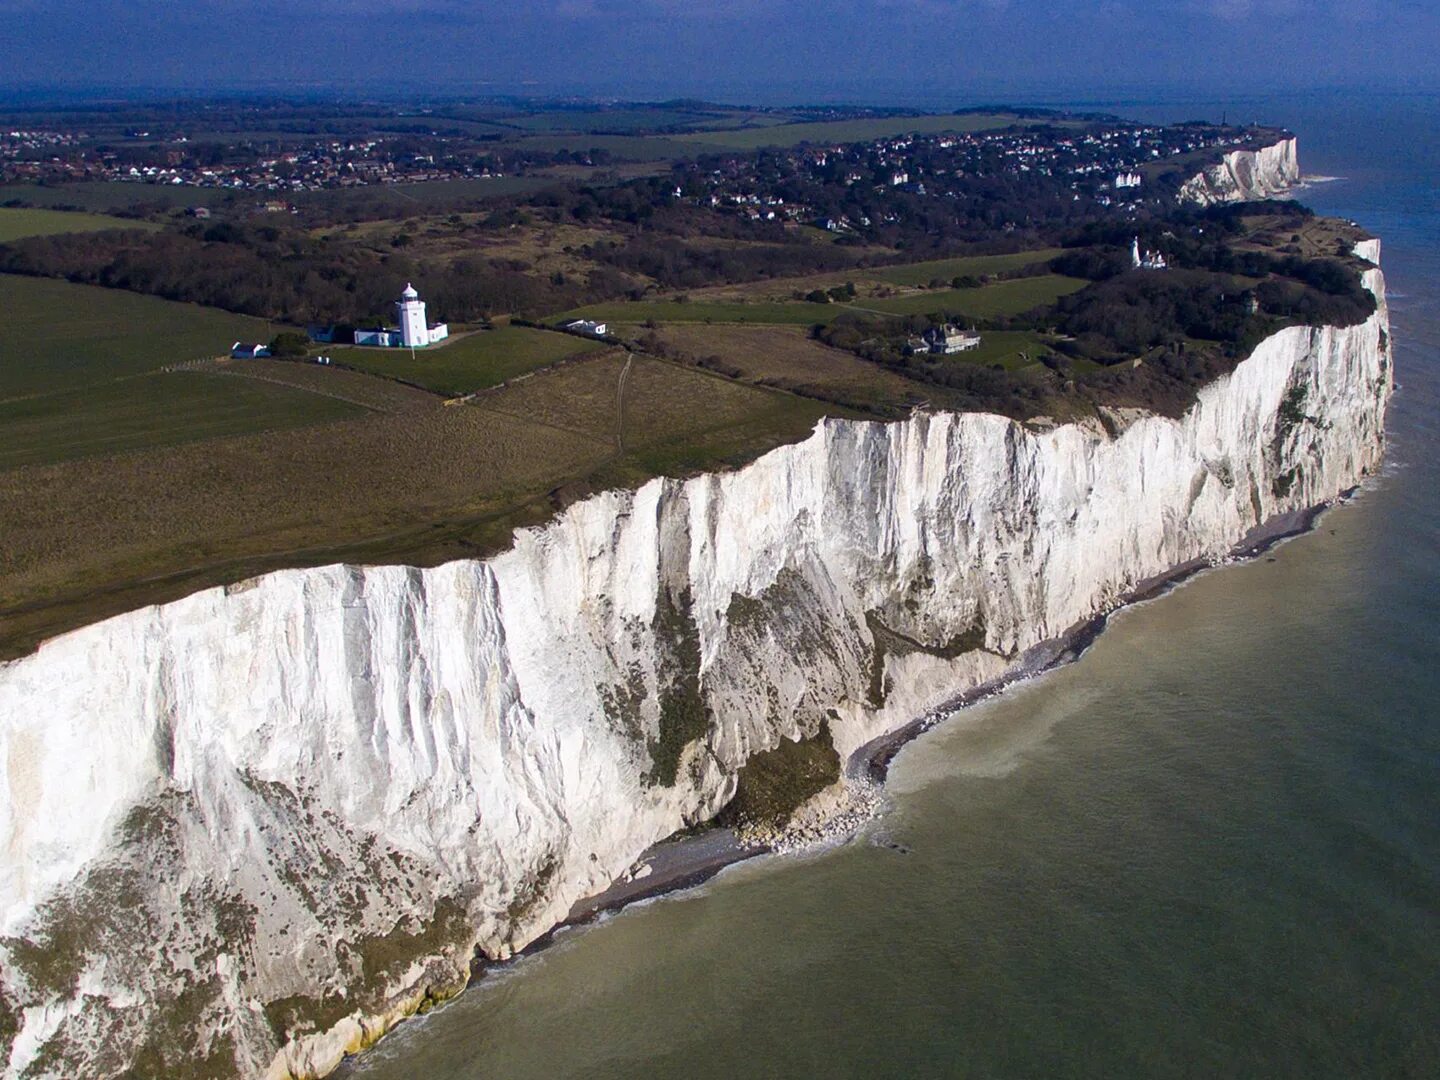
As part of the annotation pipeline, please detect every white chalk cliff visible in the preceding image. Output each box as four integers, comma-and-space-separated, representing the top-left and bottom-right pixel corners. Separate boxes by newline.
1178, 136, 1300, 205
0, 241, 1390, 1079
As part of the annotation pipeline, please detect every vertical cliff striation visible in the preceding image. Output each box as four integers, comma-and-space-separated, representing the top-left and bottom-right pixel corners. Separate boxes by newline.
0, 243, 1389, 1079
1179, 137, 1300, 205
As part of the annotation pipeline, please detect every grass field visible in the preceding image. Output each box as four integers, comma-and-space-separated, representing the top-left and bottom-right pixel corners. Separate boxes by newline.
639, 324, 924, 412
0, 182, 235, 212
0, 207, 160, 242
675, 112, 1039, 150
864, 248, 1066, 287
334, 326, 608, 395
291, 176, 559, 214
857, 274, 1089, 318
513, 133, 720, 161
0, 350, 837, 657
925, 331, 1056, 372
558, 299, 845, 326
0, 274, 275, 399
0, 371, 364, 469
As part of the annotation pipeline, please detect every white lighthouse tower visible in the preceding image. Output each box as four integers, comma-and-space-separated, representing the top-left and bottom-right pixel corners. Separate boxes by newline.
397, 283, 429, 348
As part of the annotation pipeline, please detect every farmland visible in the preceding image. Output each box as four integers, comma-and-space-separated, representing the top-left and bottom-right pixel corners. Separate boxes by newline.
559, 298, 854, 326
675, 112, 1045, 150
334, 326, 609, 396
0, 274, 274, 398
864, 248, 1067, 287
0, 350, 835, 657
0, 370, 364, 469
635, 323, 925, 413
857, 274, 1089, 318
0, 206, 160, 242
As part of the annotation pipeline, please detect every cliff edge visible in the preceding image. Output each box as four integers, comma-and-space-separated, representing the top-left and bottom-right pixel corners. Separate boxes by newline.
1179, 136, 1300, 205
0, 241, 1390, 1079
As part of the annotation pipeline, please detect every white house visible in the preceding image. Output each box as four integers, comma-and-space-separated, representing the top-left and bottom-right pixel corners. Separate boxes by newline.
230, 342, 270, 359
1115, 171, 1143, 189
924, 325, 982, 354
563, 319, 608, 337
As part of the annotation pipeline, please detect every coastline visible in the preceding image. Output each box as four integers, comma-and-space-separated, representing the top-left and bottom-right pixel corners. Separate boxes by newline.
330, 490, 1354, 1076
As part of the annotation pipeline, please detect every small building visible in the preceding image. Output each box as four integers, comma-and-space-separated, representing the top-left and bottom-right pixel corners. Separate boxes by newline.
230, 342, 271, 359
353, 328, 402, 348
188, 206, 212, 219
563, 319, 608, 338
1115, 171, 1143, 189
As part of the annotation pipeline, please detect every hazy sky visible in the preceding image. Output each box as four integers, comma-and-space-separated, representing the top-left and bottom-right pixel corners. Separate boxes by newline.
2, 1, 1437, 101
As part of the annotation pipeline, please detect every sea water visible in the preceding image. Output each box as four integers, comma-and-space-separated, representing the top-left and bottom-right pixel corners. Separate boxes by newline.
346, 92, 1440, 1079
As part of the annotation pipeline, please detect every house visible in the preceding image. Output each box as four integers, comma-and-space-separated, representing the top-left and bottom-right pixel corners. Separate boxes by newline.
922, 325, 982, 354
1114, 171, 1143, 189
230, 342, 271, 359
563, 319, 608, 337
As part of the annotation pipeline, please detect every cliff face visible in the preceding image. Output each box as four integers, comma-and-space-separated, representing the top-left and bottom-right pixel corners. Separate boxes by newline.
0, 244, 1389, 1080
1179, 137, 1300, 205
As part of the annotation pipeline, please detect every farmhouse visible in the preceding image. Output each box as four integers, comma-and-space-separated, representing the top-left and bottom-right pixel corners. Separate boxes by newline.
230, 342, 271, 359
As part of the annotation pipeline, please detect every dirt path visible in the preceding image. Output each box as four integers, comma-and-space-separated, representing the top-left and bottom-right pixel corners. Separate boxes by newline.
615, 352, 633, 452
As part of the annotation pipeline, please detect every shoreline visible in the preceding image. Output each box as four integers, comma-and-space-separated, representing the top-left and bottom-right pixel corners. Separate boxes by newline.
338, 491, 1354, 1073
852, 497, 1338, 782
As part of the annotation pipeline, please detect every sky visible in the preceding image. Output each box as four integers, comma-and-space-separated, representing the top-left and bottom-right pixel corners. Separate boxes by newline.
1, 0, 1437, 103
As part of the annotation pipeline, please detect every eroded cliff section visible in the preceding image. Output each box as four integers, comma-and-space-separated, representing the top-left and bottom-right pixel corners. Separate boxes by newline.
0, 242, 1390, 1079
1179, 137, 1300, 205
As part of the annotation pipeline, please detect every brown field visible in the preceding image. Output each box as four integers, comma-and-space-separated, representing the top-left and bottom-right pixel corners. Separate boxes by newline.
198, 358, 439, 412
632, 324, 923, 413
323, 217, 641, 282
0, 350, 836, 657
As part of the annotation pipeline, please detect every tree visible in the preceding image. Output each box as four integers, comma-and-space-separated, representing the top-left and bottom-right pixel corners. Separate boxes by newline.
269, 331, 311, 358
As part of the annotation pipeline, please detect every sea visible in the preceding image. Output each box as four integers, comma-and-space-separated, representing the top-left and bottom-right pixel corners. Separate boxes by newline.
347, 91, 1440, 1080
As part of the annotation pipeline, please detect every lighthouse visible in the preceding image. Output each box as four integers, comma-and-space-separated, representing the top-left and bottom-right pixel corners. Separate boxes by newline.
397, 283, 429, 348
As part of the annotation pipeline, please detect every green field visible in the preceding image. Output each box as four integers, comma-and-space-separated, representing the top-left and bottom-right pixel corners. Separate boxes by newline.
558, 299, 846, 326
291, 176, 559, 213
927, 331, 1056, 372
513, 133, 718, 162
675, 112, 1038, 150
864, 248, 1066, 287
0, 274, 274, 399
0, 207, 160, 242
498, 107, 725, 134
858, 274, 1089, 318
0, 182, 235, 212
334, 325, 607, 395
0, 370, 363, 469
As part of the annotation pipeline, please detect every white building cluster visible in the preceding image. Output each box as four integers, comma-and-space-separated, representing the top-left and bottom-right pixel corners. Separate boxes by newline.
354, 284, 449, 348
1131, 237, 1168, 270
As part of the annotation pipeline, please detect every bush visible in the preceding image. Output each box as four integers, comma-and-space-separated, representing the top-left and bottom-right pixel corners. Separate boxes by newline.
269, 332, 311, 358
